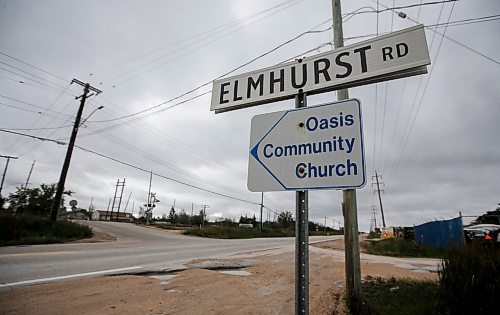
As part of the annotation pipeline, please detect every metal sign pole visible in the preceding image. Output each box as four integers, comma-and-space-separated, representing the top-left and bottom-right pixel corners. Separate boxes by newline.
295, 92, 309, 315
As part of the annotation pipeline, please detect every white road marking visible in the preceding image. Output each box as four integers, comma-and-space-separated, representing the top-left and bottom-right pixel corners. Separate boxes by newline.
0, 266, 142, 288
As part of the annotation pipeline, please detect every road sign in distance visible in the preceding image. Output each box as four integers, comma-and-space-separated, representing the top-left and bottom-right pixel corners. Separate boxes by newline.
248, 99, 366, 192
212, 25, 430, 113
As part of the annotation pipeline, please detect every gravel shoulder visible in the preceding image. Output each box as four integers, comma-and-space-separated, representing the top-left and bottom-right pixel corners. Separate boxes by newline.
0, 237, 438, 315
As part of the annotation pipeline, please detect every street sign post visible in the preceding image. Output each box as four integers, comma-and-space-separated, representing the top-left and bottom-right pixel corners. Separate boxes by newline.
211, 14, 430, 314
248, 99, 365, 192
211, 25, 430, 113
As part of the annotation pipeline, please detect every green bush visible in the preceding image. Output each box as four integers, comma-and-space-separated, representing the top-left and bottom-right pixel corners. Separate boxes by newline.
183, 226, 295, 239
366, 238, 446, 258
361, 277, 438, 315
437, 245, 500, 314
0, 214, 92, 246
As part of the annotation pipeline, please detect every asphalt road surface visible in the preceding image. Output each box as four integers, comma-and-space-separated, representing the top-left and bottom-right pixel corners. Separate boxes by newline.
0, 221, 339, 289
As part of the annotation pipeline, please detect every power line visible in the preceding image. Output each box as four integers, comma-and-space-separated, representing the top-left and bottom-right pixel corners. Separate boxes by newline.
89, 0, 302, 81
101, 1, 304, 88
0, 129, 261, 206
0, 128, 66, 145
391, 2, 457, 177
370, 0, 499, 66
0, 125, 72, 131
77, 91, 211, 137
0, 94, 74, 118
87, 20, 334, 124
344, 14, 500, 41
0, 51, 68, 83
0, 61, 70, 91
0, 67, 71, 94
84, 125, 250, 197
0, 101, 66, 118
364, 0, 457, 14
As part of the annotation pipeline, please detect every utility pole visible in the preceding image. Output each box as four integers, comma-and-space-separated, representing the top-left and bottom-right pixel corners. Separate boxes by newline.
110, 178, 125, 221
146, 171, 153, 225
50, 79, 101, 221
123, 191, 132, 212
201, 204, 209, 226
190, 202, 194, 225
260, 191, 264, 232
324, 216, 328, 233
0, 155, 17, 197
332, 0, 361, 313
370, 205, 378, 232
372, 170, 386, 227
23, 160, 35, 189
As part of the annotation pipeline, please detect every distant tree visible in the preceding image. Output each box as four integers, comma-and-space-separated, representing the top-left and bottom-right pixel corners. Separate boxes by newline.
190, 210, 206, 226
277, 211, 294, 228
138, 206, 146, 219
168, 206, 177, 223
471, 204, 500, 225
6, 183, 73, 217
239, 214, 256, 225
177, 210, 190, 225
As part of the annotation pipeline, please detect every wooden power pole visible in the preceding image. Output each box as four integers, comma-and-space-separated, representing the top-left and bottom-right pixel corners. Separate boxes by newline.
50, 79, 101, 221
332, 0, 362, 313
0, 155, 18, 197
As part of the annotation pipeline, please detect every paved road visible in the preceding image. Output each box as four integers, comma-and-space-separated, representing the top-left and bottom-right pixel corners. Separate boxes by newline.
0, 221, 339, 289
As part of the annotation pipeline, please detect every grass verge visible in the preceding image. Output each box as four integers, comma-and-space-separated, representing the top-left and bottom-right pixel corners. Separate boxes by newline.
183, 226, 295, 238
366, 238, 446, 258
0, 213, 92, 246
361, 276, 438, 315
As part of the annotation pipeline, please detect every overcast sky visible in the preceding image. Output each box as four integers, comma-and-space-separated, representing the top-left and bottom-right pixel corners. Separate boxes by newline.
1, 0, 499, 231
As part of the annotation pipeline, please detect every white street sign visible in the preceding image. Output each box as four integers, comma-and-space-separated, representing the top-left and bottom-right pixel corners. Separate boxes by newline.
248, 99, 365, 192
212, 25, 430, 113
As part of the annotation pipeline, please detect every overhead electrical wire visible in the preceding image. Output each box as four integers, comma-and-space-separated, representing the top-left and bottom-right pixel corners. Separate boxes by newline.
0, 62, 70, 92
391, 2, 457, 177
85, 125, 252, 197
0, 93, 74, 118
103, 1, 304, 88
0, 101, 67, 119
0, 124, 73, 131
386, 2, 448, 177
0, 67, 71, 94
343, 15, 500, 41
87, 22, 334, 125
5, 84, 75, 155
0, 51, 68, 83
89, 0, 302, 83
0, 128, 261, 206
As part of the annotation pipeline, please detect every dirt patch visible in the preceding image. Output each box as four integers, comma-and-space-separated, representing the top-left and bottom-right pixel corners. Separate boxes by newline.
312, 237, 372, 253
71, 231, 116, 243
0, 245, 437, 315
